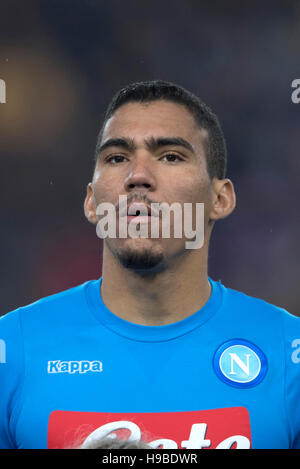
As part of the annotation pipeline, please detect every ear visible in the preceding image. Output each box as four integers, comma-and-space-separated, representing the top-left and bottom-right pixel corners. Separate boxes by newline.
209, 178, 236, 222
83, 183, 98, 225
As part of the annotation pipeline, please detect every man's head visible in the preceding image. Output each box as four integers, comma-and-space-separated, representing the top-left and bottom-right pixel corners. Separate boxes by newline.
84, 80, 236, 274
95, 80, 227, 180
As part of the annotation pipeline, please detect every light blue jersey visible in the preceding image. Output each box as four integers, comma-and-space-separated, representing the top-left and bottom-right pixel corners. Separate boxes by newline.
0, 278, 300, 449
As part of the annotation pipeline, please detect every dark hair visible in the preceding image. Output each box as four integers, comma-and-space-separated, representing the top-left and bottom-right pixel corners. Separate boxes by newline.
95, 80, 227, 179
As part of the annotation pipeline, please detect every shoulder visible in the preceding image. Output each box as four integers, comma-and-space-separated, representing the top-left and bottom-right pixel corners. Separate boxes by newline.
0, 279, 98, 330
217, 279, 299, 328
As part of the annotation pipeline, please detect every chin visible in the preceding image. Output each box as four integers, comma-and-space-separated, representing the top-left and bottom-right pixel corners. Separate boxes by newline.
112, 239, 166, 275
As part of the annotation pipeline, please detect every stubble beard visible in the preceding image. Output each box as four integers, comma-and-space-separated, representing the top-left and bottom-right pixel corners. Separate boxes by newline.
106, 238, 167, 276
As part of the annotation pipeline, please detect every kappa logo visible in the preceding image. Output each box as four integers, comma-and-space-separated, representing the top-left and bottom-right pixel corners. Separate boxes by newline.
47, 360, 103, 374
213, 339, 268, 388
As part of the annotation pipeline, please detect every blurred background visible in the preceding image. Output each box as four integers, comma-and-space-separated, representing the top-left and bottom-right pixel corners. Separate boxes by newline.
0, 0, 299, 316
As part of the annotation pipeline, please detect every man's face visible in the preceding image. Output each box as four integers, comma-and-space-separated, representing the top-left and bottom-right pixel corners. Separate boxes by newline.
86, 100, 215, 273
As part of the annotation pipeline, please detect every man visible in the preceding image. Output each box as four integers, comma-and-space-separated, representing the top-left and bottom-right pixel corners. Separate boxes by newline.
0, 80, 299, 449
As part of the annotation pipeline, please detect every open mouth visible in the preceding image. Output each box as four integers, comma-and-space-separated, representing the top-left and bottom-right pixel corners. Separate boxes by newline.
120, 202, 159, 221
115, 201, 162, 230
126, 210, 153, 224
130, 204, 157, 223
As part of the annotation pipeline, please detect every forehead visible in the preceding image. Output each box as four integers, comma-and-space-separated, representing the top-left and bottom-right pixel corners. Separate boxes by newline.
101, 100, 208, 151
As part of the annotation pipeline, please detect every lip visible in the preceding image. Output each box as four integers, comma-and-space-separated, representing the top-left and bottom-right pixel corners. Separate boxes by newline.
126, 214, 156, 224
119, 202, 159, 218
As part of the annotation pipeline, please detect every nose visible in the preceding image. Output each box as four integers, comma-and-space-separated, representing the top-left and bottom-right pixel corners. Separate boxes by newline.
124, 154, 156, 192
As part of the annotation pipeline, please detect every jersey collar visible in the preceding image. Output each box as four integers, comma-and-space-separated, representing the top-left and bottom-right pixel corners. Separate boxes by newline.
85, 277, 223, 342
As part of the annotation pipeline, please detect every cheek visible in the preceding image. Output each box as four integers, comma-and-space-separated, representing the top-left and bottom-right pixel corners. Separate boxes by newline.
168, 172, 210, 204
92, 172, 121, 205
93, 184, 110, 205
168, 174, 213, 228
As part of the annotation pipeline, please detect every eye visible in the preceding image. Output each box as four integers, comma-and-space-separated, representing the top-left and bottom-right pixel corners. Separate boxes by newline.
105, 155, 128, 164
160, 153, 184, 163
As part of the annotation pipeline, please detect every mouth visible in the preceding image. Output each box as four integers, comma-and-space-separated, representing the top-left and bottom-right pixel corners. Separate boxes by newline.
120, 202, 159, 223
126, 214, 153, 224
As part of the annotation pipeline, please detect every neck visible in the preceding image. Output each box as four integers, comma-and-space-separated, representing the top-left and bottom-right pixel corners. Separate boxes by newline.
100, 243, 211, 326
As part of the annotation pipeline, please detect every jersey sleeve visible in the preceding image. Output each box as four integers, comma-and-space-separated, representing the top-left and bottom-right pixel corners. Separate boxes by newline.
0, 309, 25, 449
282, 310, 300, 448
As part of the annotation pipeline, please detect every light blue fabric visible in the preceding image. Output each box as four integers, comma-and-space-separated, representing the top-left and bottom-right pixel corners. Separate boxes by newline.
0, 278, 299, 449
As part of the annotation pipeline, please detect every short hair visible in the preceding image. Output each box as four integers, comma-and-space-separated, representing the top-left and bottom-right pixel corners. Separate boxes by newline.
95, 80, 227, 179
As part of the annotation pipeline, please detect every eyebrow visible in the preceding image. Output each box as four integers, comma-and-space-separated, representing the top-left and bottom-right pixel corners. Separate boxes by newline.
97, 136, 195, 156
